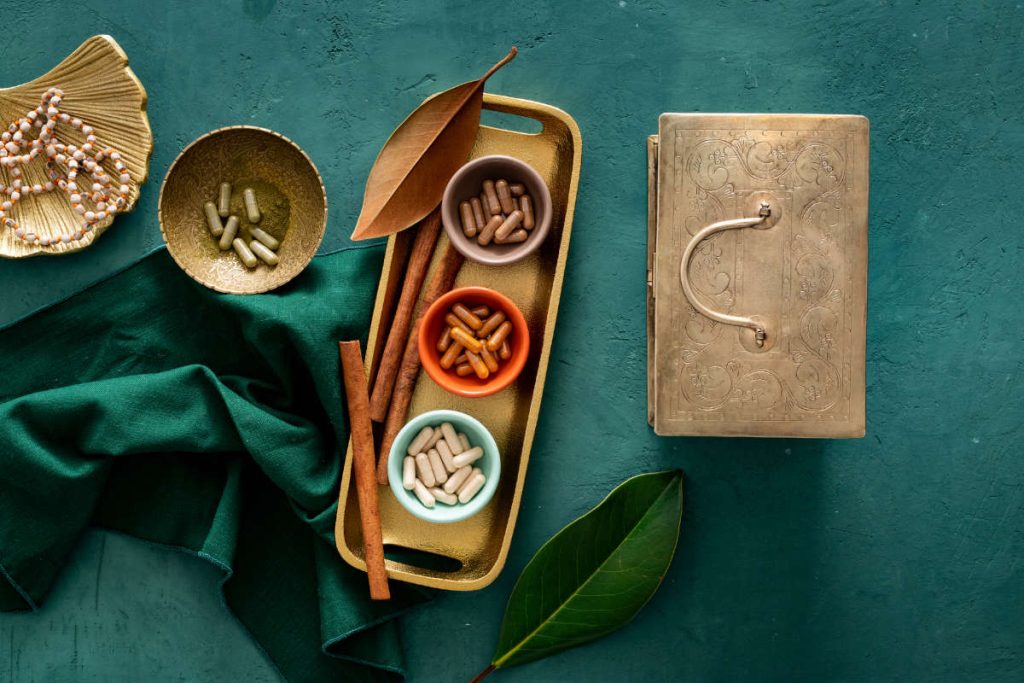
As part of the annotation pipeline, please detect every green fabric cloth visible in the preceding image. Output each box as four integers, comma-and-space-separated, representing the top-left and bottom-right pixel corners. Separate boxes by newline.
0, 245, 431, 681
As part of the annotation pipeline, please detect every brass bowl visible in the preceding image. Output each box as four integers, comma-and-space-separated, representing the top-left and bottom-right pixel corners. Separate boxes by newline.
159, 126, 327, 294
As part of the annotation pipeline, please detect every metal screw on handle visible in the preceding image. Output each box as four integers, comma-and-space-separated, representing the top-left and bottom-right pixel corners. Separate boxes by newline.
679, 202, 773, 347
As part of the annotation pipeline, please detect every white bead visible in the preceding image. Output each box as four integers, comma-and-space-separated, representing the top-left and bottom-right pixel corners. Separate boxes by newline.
19, 122, 29, 133
119, 184, 129, 195
61, 234, 70, 243
10, 192, 19, 201
32, 184, 41, 193
81, 125, 93, 135
74, 204, 85, 214
95, 211, 106, 221
119, 173, 130, 184
59, 113, 69, 123
84, 211, 95, 221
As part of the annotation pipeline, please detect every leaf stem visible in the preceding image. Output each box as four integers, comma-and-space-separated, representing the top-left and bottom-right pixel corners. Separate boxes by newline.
480, 47, 518, 83
469, 664, 496, 683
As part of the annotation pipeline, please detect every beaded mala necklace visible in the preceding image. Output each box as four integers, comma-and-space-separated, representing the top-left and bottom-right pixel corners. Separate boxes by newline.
0, 87, 132, 246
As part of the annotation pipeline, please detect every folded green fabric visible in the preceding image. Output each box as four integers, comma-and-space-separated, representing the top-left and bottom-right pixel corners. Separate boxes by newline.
0, 245, 432, 681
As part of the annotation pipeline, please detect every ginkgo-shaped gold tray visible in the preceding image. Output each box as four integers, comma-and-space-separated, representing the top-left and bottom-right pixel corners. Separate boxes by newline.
0, 35, 152, 257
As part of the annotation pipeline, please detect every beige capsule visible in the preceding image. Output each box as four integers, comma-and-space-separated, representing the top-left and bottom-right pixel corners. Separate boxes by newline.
439, 444, 457, 473
520, 194, 535, 230
428, 449, 448, 485
494, 210, 524, 242
458, 432, 471, 451
477, 214, 503, 246
495, 179, 515, 213
440, 422, 463, 455
219, 215, 239, 250
452, 446, 484, 469
482, 179, 501, 215
443, 465, 473, 494
218, 182, 231, 217
426, 428, 444, 449
249, 227, 280, 251
413, 479, 435, 508
509, 182, 525, 197
496, 228, 528, 245
402, 456, 417, 490
415, 452, 436, 488
470, 197, 486, 230
243, 187, 261, 223
457, 468, 486, 504
232, 238, 258, 268
436, 439, 454, 466
430, 487, 458, 505
459, 201, 477, 238
204, 201, 224, 237
407, 426, 434, 456
250, 240, 279, 266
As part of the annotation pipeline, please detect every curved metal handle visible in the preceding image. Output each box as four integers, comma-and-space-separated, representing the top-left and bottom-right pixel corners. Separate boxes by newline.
679, 202, 773, 347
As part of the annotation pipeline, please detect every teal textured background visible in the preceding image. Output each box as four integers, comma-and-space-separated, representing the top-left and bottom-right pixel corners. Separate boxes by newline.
1, 1, 1022, 681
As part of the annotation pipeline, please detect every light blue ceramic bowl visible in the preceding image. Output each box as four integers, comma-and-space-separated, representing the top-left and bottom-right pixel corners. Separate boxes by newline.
388, 409, 501, 524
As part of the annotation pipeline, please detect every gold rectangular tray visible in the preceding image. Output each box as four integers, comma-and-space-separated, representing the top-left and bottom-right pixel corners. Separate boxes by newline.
335, 93, 581, 590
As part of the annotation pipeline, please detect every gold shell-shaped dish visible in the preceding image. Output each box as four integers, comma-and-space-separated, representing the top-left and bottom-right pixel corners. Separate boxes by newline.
158, 126, 328, 294
0, 35, 152, 258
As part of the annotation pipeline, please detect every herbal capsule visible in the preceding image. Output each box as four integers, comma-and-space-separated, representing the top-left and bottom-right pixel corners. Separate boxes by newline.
204, 201, 224, 237
426, 429, 444, 449
482, 179, 501, 215
499, 339, 512, 360
436, 439, 454, 465
452, 303, 483, 330
457, 469, 486, 504
480, 346, 499, 373
456, 353, 468, 365
477, 214, 503, 246
413, 479, 435, 508
509, 182, 525, 197
250, 240, 279, 266
470, 197, 486, 229
402, 456, 416, 490
458, 433, 471, 451
495, 210, 523, 242
479, 191, 491, 219
465, 350, 489, 380
407, 426, 435, 456
443, 465, 473, 494
495, 179, 515, 214
415, 452, 436, 488
218, 182, 231, 217
233, 238, 258, 269
243, 187, 261, 223
452, 446, 484, 469
445, 313, 475, 336
470, 305, 490, 317
520, 194, 535, 230
441, 422, 464, 454
459, 201, 477, 237
218, 215, 239, 249
479, 311, 506, 337
437, 327, 453, 353
497, 228, 528, 245
439, 444, 457, 473
428, 449, 448, 484
430, 487, 458, 505
250, 227, 280, 250
455, 362, 473, 376
486, 320, 513, 351
449, 326, 483, 354
440, 341, 463, 370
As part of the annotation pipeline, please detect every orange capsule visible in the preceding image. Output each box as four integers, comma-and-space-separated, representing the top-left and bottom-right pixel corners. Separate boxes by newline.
480, 346, 499, 373
449, 326, 483, 354
477, 214, 503, 246
495, 179, 515, 214
456, 353, 468, 364
445, 313, 475, 336
460, 201, 477, 238
465, 350, 490, 379
452, 303, 483, 330
455, 363, 474, 377
440, 342, 463, 369
482, 180, 501, 215
486, 320, 513, 351
499, 339, 511, 360
436, 326, 453, 353
470, 305, 490, 318
520, 194, 535, 230
479, 311, 506, 337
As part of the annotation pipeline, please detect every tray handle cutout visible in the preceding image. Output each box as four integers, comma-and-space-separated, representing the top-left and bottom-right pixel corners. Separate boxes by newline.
384, 544, 464, 574
679, 194, 779, 349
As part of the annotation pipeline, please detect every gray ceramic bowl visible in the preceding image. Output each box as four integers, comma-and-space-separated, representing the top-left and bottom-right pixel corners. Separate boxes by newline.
441, 155, 552, 266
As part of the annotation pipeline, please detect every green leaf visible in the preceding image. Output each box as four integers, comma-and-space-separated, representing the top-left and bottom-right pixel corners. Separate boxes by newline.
491, 470, 684, 671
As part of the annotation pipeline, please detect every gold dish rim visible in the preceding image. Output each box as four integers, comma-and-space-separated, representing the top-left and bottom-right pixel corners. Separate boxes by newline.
157, 124, 328, 294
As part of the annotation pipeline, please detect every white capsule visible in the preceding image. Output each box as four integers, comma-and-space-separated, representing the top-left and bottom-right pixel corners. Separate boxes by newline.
232, 238, 258, 268
452, 446, 484, 469
414, 452, 436, 488
243, 187, 261, 223
402, 456, 416, 490
458, 433, 471, 451
413, 480, 435, 508
218, 215, 239, 250
426, 429, 444, 449
407, 426, 434, 456
218, 182, 231, 217
439, 444, 457, 474
441, 422, 463, 455
443, 465, 473, 495
250, 240, 279, 266
428, 449, 448, 485
457, 469, 486, 504
249, 226, 280, 250
430, 487, 459, 506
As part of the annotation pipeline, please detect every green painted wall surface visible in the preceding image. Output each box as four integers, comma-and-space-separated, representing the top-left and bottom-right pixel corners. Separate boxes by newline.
1, 0, 1022, 681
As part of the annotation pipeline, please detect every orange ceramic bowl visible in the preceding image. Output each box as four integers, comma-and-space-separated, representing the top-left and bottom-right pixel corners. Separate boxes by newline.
418, 286, 530, 398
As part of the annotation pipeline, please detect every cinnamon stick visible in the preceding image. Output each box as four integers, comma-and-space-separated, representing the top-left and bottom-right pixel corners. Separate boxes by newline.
368, 207, 443, 422
376, 244, 465, 484
338, 340, 390, 601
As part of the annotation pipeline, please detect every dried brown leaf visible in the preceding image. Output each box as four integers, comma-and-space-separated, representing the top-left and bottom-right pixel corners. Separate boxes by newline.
351, 48, 517, 241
